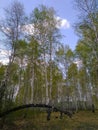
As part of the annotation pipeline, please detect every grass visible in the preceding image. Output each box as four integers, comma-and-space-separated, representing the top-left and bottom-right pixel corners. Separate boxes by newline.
0, 109, 98, 130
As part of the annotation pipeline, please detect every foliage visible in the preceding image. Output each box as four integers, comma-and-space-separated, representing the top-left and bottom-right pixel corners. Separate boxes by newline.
0, 0, 98, 114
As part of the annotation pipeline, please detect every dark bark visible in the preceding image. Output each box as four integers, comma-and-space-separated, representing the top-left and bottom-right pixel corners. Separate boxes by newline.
0, 104, 73, 118
47, 108, 51, 121
60, 111, 63, 119
92, 104, 95, 113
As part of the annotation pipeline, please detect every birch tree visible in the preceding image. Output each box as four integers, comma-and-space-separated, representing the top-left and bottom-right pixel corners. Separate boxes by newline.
0, 0, 25, 109
30, 5, 61, 104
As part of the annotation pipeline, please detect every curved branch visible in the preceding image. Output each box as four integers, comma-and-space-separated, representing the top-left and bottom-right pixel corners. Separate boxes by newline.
0, 104, 72, 118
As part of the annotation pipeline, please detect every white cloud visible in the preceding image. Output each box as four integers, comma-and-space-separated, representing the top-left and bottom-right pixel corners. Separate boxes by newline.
74, 60, 83, 68
0, 49, 10, 64
21, 24, 34, 35
1, 16, 70, 36
22, 16, 70, 35
56, 16, 70, 29
0, 58, 9, 65
60, 19, 70, 29
0, 49, 10, 56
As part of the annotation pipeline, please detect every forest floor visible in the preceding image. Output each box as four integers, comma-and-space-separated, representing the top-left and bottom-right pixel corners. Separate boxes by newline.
0, 109, 98, 130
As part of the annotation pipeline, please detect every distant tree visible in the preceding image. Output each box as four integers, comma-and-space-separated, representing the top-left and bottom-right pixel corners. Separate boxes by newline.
30, 5, 61, 104
74, 0, 98, 109
0, 0, 26, 110
74, 0, 98, 59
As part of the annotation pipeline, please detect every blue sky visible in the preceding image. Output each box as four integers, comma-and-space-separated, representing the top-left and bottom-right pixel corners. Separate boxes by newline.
0, 0, 79, 50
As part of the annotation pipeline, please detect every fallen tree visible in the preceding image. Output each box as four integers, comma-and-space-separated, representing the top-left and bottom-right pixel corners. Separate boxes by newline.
0, 104, 73, 119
